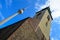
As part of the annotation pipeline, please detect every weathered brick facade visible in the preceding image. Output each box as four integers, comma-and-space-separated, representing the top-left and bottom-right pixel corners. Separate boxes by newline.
7, 18, 46, 40
0, 7, 52, 40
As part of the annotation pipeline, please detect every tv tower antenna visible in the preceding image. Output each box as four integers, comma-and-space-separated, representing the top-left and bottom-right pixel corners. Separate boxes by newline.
0, 9, 24, 25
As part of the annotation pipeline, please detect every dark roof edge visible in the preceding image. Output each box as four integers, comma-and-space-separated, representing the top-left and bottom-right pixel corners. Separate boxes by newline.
36, 7, 53, 20
0, 17, 30, 29
43, 7, 53, 20
46, 7, 53, 20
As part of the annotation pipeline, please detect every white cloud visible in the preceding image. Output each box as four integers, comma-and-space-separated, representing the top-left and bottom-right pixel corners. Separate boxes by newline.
40, 0, 50, 10
41, 0, 60, 19
35, 0, 60, 19
35, 3, 41, 11
5, 0, 12, 7
51, 37, 54, 40
51, 37, 59, 40
35, 0, 41, 11
49, 0, 60, 24
53, 17, 60, 24
35, 0, 50, 12
49, 0, 60, 19
35, 0, 60, 24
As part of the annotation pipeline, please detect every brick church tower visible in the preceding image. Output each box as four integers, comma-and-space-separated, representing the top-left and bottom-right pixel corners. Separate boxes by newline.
0, 7, 53, 40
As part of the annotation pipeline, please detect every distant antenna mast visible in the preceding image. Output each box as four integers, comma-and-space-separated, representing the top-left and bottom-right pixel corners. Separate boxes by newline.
0, 9, 24, 25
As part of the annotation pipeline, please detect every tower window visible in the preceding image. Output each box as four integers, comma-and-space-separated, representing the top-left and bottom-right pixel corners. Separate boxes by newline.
47, 15, 50, 21
46, 22, 48, 27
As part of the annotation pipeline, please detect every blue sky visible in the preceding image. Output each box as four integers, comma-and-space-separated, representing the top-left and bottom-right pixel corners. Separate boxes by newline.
0, 0, 37, 28
0, 0, 60, 40
0, 0, 47, 28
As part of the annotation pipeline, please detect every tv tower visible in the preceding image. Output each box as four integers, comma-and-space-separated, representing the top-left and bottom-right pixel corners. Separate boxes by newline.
0, 9, 24, 25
